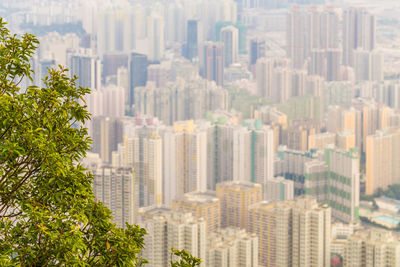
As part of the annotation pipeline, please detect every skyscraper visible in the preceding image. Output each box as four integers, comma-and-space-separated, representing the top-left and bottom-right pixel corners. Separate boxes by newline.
185, 20, 202, 63
102, 52, 128, 80
366, 129, 400, 195
147, 13, 165, 62
91, 117, 124, 164
220, 26, 239, 68
324, 148, 360, 223
172, 191, 220, 233
248, 197, 331, 267
69, 49, 101, 90
92, 166, 136, 228
163, 121, 208, 205
286, 6, 340, 69
167, 212, 207, 266
129, 52, 148, 106
249, 38, 265, 74
344, 229, 400, 267
138, 210, 206, 267
342, 7, 376, 66
112, 129, 163, 208
206, 228, 258, 267
201, 42, 223, 86
216, 181, 262, 229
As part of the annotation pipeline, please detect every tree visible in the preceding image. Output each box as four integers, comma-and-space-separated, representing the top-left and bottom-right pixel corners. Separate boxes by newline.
170, 249, 201, 267
0, 18, 151, 266
0, 18, 201, 267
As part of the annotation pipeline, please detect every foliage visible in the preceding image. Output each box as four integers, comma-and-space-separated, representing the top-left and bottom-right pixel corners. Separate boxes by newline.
0, 18, 149, 266
0, 18, 200, 267
375, 185, 400, 200
170, 248, 201, 267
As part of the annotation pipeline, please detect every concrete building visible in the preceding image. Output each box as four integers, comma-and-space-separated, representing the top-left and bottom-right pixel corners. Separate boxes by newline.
91, 116, 124, 164
366, 129, 400, 195
255, 57, 292, 103
207, 228, 258, 267
324, 148, 360, 223
248, 197, 331, 267
344, 229, 400, 267
92, 166, 136, 228
216, 181, 262, 229
343, 7, 376, 67
172, 191, 220, 233
112, 129, 163, 207
202, 42, 224, 86
86, 86, 126, 118
220, 26, 239, 68
354, 49, 383, 82
69, 48, 101, 90
147, 63, 169, 88
287, 6, 340, 69
163, 121, 208, 205
308, 132, 336, 151
276, 146, 360, 223
185, 19, 202, 63
134, 78, 228, 126
265, 176, 294, 202
139, 209, 206, 267
129, 52, 148, 106
167, 212, 207, 266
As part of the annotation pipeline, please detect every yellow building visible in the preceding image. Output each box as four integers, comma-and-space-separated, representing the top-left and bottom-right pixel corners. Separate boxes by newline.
248, 201, 277, 267
336, 131, 356, 151
172, 191, 220, 233
216, 181, 262, 229
248, 197, 331, 267
308, 132, 336, 151
366, 129, 400, 194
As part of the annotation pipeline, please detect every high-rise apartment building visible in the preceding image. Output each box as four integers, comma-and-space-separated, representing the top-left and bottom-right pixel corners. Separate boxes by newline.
134, 78, 228, 126
91, 116, 124, 163
220, 26, 239, 68
139, 209, 206, 267
201, 42, 224, 86
86, 86, 126, 118
249, 39, 265, 70
167, 212, 207, 266
343, 7, 376, 66
287, 6, 340, 69
344, 229, 400, 267
206, 120, 274, 192
185, 20, 202, 63
69, 49, 101, 90
102, 52, 128, 80
216, 181, 262, 229
265, 176, 294, 202
129, 52, 148, 106
248, 197, 331, 267
172, 191, 220, 233
366, 129, 400, 195
147, 13, 165, 62
163, 121, 208, 205
255, 57, 292, 103
206, 228, 258, 267
277, 146, 360, 223
324, 148, 360, 223
112, 129, 163, 207
354, 49, 383, 81
92, 166, 136, 228
147, 63, 169, 88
